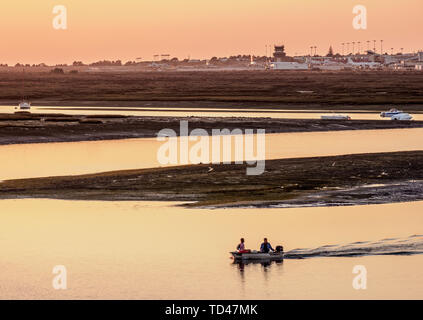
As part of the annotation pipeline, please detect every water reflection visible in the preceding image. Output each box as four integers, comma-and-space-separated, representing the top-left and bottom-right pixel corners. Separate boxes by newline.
233, 259, 284, 272
232, 259, 284, 289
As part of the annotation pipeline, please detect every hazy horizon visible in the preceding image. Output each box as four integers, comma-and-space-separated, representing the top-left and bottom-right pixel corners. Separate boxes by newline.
1, 0, 422, 65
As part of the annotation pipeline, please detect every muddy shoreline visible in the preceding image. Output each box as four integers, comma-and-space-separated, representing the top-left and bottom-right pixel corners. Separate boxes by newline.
1, 151, 423, 208
0, 112, 422, 145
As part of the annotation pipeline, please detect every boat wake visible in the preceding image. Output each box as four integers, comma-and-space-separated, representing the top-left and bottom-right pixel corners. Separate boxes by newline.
284, 235, 423, 259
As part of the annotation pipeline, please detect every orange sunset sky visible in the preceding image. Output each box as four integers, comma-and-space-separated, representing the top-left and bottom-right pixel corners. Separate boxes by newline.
0, 0, 421, 65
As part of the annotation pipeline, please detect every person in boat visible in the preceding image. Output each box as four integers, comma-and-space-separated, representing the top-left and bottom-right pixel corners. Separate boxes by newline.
237, 238, 245, 252
260, 238, 275, 253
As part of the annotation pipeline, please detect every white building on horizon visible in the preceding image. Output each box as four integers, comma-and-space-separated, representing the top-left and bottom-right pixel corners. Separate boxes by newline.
270, 61, 309, 70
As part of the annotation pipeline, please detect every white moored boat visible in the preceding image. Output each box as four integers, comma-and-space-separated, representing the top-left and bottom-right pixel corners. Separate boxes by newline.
380, 108, 403, 118
18, 101, 31, 110
16, 68, 31, 111
230, 250, 284, 261
390, 113, 413, 121
321, 114, 351, 120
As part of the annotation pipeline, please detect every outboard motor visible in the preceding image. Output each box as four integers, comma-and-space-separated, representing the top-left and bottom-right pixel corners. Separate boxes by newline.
275, 245, 284, 253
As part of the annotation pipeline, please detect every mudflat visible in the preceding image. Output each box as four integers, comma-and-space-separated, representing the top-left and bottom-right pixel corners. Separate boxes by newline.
0, 112, 422, 145
1, 151, 422, 208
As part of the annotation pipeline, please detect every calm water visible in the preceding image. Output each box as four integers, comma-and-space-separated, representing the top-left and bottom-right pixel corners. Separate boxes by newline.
0, 199, 422, 299
1, 105, 422, 120
1, 128, 423, 180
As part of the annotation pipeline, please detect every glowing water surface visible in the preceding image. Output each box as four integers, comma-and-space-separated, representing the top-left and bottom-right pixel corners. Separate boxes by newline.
0, 199, 422, 299
1, 128, 423, 180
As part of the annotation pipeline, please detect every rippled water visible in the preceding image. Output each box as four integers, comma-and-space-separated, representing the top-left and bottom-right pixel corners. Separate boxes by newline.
285, 235, 423, 258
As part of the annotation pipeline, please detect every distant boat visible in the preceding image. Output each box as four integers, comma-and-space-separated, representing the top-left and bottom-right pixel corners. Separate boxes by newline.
17, 68, 31, 111
390, 113, 413, 121
380, 108, 403, 118
18, 101, 31, 110
321, 114, 351, 120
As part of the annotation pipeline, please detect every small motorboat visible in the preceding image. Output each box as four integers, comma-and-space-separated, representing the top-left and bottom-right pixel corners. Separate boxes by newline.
321, 114, 351, 120
380, 108, 403, 118
230, 246, 284, 261
390, 113, 413, 121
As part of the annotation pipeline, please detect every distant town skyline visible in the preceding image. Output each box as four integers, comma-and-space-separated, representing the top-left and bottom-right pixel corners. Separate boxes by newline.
1, 0, 422, 65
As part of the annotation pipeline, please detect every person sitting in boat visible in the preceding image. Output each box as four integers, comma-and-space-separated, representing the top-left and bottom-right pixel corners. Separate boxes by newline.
236, 238, 250, 253
237, 238, 245, 251
260, 238, 275, 253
